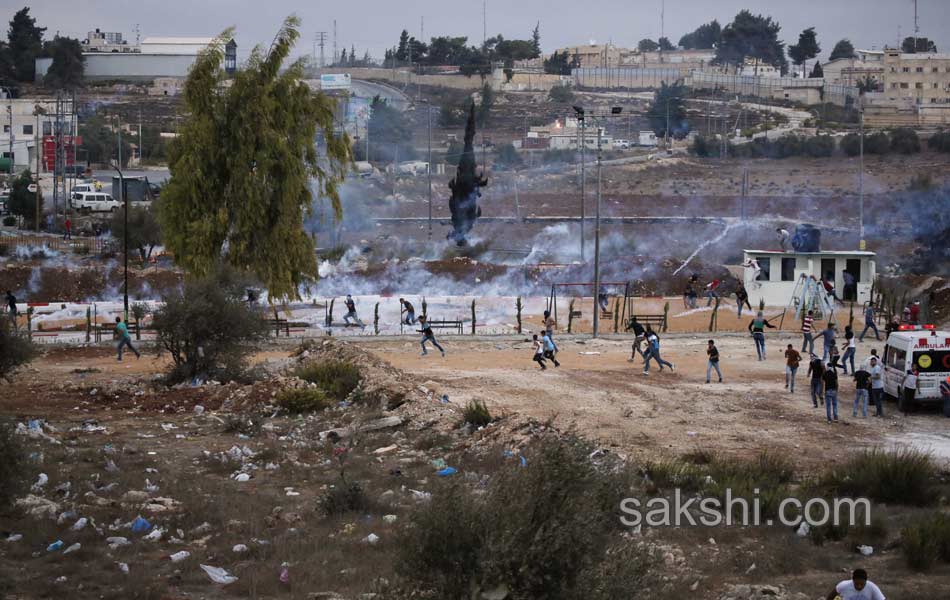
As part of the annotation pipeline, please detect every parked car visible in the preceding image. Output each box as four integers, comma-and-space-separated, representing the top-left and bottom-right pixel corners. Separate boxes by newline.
71, 191, 121, 213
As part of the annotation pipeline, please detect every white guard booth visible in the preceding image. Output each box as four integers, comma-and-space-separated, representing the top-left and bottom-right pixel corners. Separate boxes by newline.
742, 249, 877, 307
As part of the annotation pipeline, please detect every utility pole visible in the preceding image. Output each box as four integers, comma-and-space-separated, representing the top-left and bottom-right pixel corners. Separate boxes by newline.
316, 32, 327, 68
859, 103, 865, 250
593, 124, 603, 338
6, 103, 12, 174
426, 100, 433, 240
34, 107, 40, 232
482, 0, 487, 48
333, 20, 338, 65
580, 117, 586, 261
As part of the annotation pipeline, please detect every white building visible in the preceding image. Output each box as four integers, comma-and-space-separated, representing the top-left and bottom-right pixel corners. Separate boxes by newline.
82, 29, 133, 53
742, 249, 876, 308
1, 97, 74, 173
739, 59, 781, 78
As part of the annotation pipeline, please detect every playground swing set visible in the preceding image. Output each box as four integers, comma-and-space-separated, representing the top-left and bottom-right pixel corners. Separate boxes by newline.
546, 281, 669, 333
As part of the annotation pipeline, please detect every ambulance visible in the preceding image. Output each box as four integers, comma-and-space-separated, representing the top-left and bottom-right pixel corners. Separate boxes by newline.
882, 324, 950, 411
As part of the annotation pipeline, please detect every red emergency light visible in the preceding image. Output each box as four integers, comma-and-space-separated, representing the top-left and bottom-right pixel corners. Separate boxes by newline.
899, 324, 937, 331
922, 324, 936, 330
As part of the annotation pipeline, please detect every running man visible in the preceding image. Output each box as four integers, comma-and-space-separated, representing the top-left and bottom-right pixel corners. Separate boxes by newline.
705, 279, 721, 306
532, 334, 547, 370
63, 216, 72, 241
742, 257, 762, 288
823, 362, 839, 423
859, 303, 881, 342
342, 295, 365, 328
626, 316, 646, 362
417, 316, 445, 357
399, 298, 416, 326
801, 310, 815, 355
115, 316, 140, 361
841, 325, 856, 374
642, 329, 674, 375
542, 310, 558, 352
597, 286, 609, 313
5, 290, 16, 317
735, 282, 752, 318
706, 339, 722, 383
807, 354, 825, 408
541, 331, 560, 367
747, 311, 776, 361
826, 569, 885, 600
784, 344, 801, 393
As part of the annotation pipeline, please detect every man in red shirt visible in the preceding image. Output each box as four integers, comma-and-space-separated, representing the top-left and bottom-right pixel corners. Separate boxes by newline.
705, 279, 721, 307
63, 216, 72, 241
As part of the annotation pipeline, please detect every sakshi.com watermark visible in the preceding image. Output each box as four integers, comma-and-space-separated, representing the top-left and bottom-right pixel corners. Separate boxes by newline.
619, 489, 872, 528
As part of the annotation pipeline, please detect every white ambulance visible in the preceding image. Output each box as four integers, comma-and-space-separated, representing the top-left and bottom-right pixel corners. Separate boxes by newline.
882, 325, 950, 411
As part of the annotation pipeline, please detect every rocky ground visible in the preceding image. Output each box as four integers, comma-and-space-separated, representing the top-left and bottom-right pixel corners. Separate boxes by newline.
2, 333, 949, 599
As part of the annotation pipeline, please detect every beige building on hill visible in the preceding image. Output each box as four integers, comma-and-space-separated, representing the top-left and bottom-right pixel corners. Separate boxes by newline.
879, 48, 950, 106
822, 50, 885, 86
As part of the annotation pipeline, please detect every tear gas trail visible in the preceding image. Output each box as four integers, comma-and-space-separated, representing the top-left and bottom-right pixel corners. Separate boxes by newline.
672, 221, 743, 276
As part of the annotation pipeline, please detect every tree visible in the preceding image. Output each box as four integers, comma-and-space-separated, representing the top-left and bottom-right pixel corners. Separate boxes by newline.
78, 114, 132, 167
637, 39, 659, 53
339, 48, 347, 65
428, 36, 472, 65
0, 40, 15, 86
7, 7, 45, 83
112, 203, 162, 263
476, 82, 494, 127
715, 10, 786, 74
647, 83, 688, 138
544, 50, 578, 75
890, 128, 920, 154
494, 143, 523, 170
829, 38, 856, 61
41, 36, 83, 89
159, 17, 351, 300
679, 20, 721, 50
548, 83, 575, 104
809, 61, 823, 78
0, 317, 36, 383
531, 22, 541, 56
396, 30, 410, 62
788, 27, 819, 78
8, 169, 41, 228
658, 37, 675, 51
367, 95, 414, 162
902, 37, 937, 54
857, 75, 879, 94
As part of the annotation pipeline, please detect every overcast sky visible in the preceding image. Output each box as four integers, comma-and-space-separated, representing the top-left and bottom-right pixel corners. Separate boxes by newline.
18, 0, 950, 63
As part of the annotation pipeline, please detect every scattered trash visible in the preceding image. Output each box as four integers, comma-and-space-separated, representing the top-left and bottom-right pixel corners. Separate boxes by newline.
5, 534, 23, 542
285, 488, 300, 497
382, 515, 398, 524
46, 540, 64, 552
15, 495, 60, 519
117, 562, 129, 574
233, 473, 251, 482
104, 460, 120, 473
169, 550, 191, 562
686, 431, 698, 437
265, 462, 280, 470
145, 468, 159, 474
194, 405, 205, 416
232, 544, 248, 553
436, 467, 457, 477
431, 458, 447, 470
796, 522, 810, 537
131, 517, 151, 533
441, 394, 449, 403
408, 489, 431, 501
31, 473, 49, 492
373, 444, 398, 455
578, 351, 602, 355
145, 479, 160, 494
106, 537, 130, 549
201, 564, 239, 585
279, 563, 290, 584
364, 533, 380, 544
858, 545, 874, 556
63, 542, 81, 554
143, 528, 164, 542
589, 448, 607, 459
71, 517, 88, 531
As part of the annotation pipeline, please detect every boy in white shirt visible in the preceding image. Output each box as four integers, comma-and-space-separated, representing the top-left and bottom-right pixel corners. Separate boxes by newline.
827, 569, 885, 600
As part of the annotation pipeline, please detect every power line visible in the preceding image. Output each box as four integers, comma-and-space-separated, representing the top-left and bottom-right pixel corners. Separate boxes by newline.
315, 32, 327, 68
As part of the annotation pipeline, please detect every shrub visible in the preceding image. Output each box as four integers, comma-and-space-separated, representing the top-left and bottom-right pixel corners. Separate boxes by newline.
462, 399, 492, 428
840, 133, 861, 157
2, 216, 15, 226
890, 127, 921, 154
319, 480, 368, 516
494, 143, 523, 170
277, 387, 333, 414
151, 266, 270, 383
393, 436, 653, 599
928, 130, 950, 152
901, 511, 950, 571
540, 149, 575, 165
295, 360, 362, 403
690, 134, 715, 157
0, 318, 37, 382
0, 243, 8, 256
548, 84, 575, 104
0, 420, 27, 508
803, 135, 835, 158
818, 447, 937, 505
864, 131, 890, 154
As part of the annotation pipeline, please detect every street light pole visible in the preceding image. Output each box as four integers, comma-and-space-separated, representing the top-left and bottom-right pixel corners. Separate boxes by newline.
112, 162, 128, 320
858, 102, 865, 250
593, 124, 603, 338
426, 100, 432, 240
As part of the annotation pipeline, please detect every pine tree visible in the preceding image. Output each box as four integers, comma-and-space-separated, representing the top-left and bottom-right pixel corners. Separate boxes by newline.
158, 17, 351, 300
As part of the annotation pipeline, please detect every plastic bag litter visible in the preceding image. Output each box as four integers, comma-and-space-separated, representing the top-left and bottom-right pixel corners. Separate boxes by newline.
169, 550, 191, 562
131, 516, 151, 533
63, 543, 81, 554
279, 563, 290, 583
232, 544, 248, 553
858, 545, 874, 556
118, 562, 129, 574
233, 473, 250, 482
71, 517, 88, 531
436, 467, 457, 477
796, 522, 810, 537
364, 533, 380, 544
46, 540, 64, 552
143, 528, 164, 542
201, 564, 238, 585
31, 473, 49, 491
106, 536, 130, 548
5, 534, 23, 542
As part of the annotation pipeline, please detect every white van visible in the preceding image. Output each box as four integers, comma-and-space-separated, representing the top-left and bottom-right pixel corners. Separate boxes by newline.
71, 191, 121, 213
882, 325, 950, 410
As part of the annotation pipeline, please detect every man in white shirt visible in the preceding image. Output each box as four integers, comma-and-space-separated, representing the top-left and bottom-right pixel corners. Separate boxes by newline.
869, 357, 885, 417
827, 569, 885, 600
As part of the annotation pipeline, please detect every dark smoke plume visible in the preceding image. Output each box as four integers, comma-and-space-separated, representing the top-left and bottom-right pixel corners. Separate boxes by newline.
447, 104, 487, 246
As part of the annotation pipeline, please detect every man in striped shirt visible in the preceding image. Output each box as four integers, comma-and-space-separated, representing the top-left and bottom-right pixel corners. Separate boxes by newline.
801, 310, 815, 355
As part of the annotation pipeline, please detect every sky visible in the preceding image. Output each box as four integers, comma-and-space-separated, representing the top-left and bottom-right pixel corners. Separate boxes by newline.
15, 0, 950, 64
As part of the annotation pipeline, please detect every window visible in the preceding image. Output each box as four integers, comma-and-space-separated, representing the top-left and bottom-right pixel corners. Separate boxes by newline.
933, 67, 940, 73
902, 67, 910, 72
935, 83, 941, 89
901, 82, 909, 89
2, 124, 8, 133
781, 257, 796, 281
916, 67, 923, 73
916, 82, 924, 89
42, 121, 51, 136
756, 257, 771, 282
22, 124, 32, 135
890, 348, 906, 372
892, 83, 899, 89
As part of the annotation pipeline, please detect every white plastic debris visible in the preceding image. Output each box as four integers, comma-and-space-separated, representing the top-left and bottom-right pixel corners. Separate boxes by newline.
169, 550, 191, 562
796, 522, 810, 537
858, 545, 874, 556
143, 528, 164, 542
118, 562, 129, 574
194, 405, 205, 416
200, 564, 239, 585
106, 536, 130, 549
5, 534, 23, 542
63, 542, 81, 554
232, 544, 248, 553
145, 479, 160, 493
232, 473, 250, 482
31, 473, 49, 491
382, 514, 398, 524
71, 517, 88, 531
364, 533, 380, 545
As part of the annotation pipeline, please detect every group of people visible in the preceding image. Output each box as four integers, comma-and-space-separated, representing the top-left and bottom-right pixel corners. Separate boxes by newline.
626, 316, 675, 374
683, 275, 723, 310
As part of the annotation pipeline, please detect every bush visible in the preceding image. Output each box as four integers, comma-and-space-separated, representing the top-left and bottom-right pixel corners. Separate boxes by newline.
151, 266, 270, 383
864, 131, 890, 154
319, 480, 368, 516
277, 387, 333, 414
840, 133, 861, 157
540, 149, 575, 165
393, 436, 653, 599
548, 84, 575, 104
0, 318, 37, 382
462, 399, 492, 427
902, 511, 950, 571
928, 130, 950, 152
890, 127, 921, 154
494, 143, 523, 170
2, 216, 15, 227
818, 447, 937, 505
295, 360, 362, 402
690, 134, 715, 157
0, 420, 27, 508
803, 135, 835, 158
